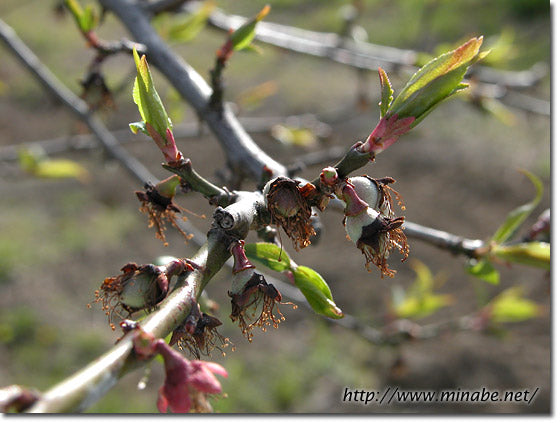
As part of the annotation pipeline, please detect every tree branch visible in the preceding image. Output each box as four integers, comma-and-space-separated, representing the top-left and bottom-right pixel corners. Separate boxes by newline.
99, 0, 288, 181
0, 18, 154, 185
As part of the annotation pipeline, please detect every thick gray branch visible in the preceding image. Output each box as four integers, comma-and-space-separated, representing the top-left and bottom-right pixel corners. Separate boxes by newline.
99, 0, 287, 180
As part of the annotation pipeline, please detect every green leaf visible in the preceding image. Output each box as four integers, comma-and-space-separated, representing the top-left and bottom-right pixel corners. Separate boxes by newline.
292, 266, 343, 319
18, 148, 89, 182
394, 294, 453, 319
65, 0, 84, 29
466, 258, 500, 284
271, 124, 317, 147
489, 287, 542, 323
132, 48, 172, 139
129, 121, 148, 135
244, 243, 291, 273
80, 4, 97, 32
388, 37, 487, 126
167, 1, 215, 43
378, 68, 393, 118
393, 260, 452, 319
492, 170, 543, 243
492, 242, 550, 270
230, 5, 270, 51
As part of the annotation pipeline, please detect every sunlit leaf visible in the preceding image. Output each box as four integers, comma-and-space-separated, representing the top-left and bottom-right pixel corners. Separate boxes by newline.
244, 243, 292, 273
378, 67, 393, 118
489, 287, 542, 323
389, 37, 488, 127
465, 258, 499, 284
492, 170, 543, 243
292, 266, 343, 319
132, 48, 172, 139
394, 294, 453, 319
492, 242, 550, 270
129, 121, 148, 136
230, 5, 270, 51
271, 124, 317, 148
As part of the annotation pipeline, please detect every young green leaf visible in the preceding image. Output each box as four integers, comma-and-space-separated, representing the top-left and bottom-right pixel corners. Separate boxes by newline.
388, 37, 487, 127
292, 266, 343, 319
65, 0, 84, 29
492, 242, 550, 270
18, 148, 89, 182
132, 48, 172, 139
80, 4, 98, 33
243, 243, 292, 273
492, 170, 543, 244
465, 258, 500, 284
129, 121, 149, 136
230, 5, 270, 52
167, 1, 216, 43
489, 287, 542, 323
393, 260, 453, 319
378, 67, 393, 118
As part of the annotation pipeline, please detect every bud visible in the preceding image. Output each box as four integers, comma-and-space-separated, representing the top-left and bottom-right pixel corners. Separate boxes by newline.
263, 177, 315, 250
359, 37, 486, 156
340, 184, 408, 277
155, 339, 228, 413
136, 175, 194, 246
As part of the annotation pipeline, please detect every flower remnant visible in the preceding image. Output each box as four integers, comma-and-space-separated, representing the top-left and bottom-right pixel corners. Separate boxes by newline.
264, 176, 315, 250
228, 241, 294, 341
136, 175, 194, 246
340, 182, 408, 277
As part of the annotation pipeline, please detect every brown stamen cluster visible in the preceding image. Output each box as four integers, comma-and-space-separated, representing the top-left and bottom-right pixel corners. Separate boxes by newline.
136, 183, 193, 246
91, 263, 168, 330
265, 177, 315, 250
358, 216, 409, 277
229, 273, 294, 342
172, 313, 233, 359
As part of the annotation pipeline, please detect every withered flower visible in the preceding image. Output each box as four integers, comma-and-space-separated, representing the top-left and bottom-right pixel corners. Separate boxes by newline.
93, 263, 169, 329
136, 175, 194, 246
93, 259, 193, 329
263, 176, 315, 250
228, 241, 293, 341
171, 313, 232, 359
341, 183, 408, 277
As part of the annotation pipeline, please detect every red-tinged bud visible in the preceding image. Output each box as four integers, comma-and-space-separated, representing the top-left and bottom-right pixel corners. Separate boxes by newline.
264, 177, 315, 250
154, 339, 227, 413
320, 166, 338, 186
0, 385, 39, 413
357, 114, 415, 156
